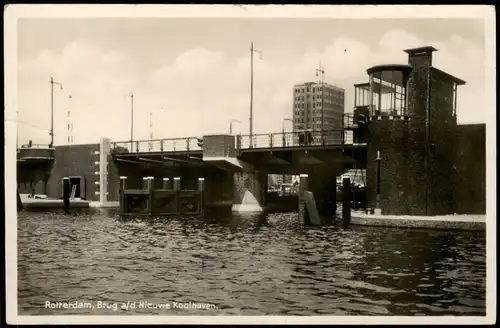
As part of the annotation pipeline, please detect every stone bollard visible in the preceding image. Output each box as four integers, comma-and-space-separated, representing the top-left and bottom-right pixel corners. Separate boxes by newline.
147, 176, 154, 214
162, 177, 170, 190
119, 176, 127, 215
146, 176, 154, 191
173, 177, 181, 214
63, 177, 70, 214
173, 177, 181, 191
198, 177, 205, 213
342, 177, 351, 226
298, 174, 309, 225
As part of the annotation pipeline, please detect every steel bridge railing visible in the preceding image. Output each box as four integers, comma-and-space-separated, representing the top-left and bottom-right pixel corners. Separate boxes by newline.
112, 137, 202, 154
238, 129, 349, 149
110, 129, 359, 154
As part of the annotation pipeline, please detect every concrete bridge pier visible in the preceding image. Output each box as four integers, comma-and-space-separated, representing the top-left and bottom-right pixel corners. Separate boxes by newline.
232, 170, 267, 212
307, 169, 338, 222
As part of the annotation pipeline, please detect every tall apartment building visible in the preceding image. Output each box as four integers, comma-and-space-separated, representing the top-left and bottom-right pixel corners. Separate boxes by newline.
292, 82, 345, 135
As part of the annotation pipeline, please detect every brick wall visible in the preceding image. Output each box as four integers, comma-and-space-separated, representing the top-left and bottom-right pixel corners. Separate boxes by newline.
406, 51, 432, 215
454, 124, 486, 214
46, 144, 100, 200
366, 118, 411, 215
428, 70, 457, 215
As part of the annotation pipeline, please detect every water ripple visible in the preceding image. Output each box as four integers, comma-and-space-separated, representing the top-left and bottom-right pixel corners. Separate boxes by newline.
17, 209, 486, 316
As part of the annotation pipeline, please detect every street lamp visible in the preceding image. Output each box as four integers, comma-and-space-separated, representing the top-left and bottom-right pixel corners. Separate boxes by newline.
316, 63, 325, 145
126, 92, 134, 150
49, 77, 63, 148
67, 94, 73, 145
229, 119, 242, 135
375, 150, 381, 214
249, 42, 263, 148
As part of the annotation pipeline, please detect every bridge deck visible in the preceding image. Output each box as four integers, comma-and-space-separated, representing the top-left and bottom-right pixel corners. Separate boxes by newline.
111, 128, 363, 155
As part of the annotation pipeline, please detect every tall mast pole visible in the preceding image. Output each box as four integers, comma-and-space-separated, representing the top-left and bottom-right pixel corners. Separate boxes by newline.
250, 42, 254, 147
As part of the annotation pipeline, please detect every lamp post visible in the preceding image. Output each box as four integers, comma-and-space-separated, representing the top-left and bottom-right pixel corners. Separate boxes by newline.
375, 150, 381, 214
230, 119, 242, 135
126, 92, 134, 150
249, 42, 263, 148
49, 77, 63, 147
316, 63, 325, 145
67, 94, 73, 145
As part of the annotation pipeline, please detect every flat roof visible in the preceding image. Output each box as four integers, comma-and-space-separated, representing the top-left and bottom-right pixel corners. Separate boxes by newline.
294, 82, 345, 91
404, 46, 438, 55
366, 64, 413, 76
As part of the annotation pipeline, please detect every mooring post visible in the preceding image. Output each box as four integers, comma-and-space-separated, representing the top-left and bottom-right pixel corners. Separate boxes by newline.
198, 177, 205, 213
119, 176, 127, 215
173, 177, 180, 214
298, 174, 309, 225
63, 177, 70, 214
162, 177, 170, 190
147, 176, 154, 215
342, 177, 351, 226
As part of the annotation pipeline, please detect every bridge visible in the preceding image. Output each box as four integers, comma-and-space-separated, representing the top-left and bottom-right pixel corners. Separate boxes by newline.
109, 114, 367, 217
110, 114, 367, 173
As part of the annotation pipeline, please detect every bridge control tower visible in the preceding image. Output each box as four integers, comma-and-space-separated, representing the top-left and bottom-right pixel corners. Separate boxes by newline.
364, 46, 466, 216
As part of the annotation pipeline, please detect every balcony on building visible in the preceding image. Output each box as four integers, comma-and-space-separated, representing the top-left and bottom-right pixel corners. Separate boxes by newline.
366, 64, 413, 118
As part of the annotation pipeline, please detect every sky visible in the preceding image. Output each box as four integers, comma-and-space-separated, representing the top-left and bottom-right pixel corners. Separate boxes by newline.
16, 16, 486, 146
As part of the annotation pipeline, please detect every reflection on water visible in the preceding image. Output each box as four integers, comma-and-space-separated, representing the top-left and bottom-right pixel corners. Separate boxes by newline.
17, 209, 486, 316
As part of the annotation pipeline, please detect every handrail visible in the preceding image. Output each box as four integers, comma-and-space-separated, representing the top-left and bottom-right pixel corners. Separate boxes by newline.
111, 128, 359, 154
18, 144, 54, 149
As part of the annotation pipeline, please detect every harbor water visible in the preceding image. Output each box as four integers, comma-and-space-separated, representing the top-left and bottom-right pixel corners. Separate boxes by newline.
17, 208, 486, 316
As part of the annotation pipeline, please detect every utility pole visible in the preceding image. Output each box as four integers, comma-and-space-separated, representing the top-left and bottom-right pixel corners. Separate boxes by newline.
316, 63, 325, 145
49, 77, 63, 148
149, 109, 153, 151
67, 95, 73, 145
250, 42, 262, 148
127, 92, 134, 150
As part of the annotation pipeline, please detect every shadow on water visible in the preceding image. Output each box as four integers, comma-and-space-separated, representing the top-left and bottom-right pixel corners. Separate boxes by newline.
16, 208, 486, 316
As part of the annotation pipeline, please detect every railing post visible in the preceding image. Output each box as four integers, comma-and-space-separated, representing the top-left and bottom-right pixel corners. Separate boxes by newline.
186, 138, 190, 152
173, 140, 177, 151
160, 139, 164, 152
269, 134, 273, 148
136, 141, 140, 153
